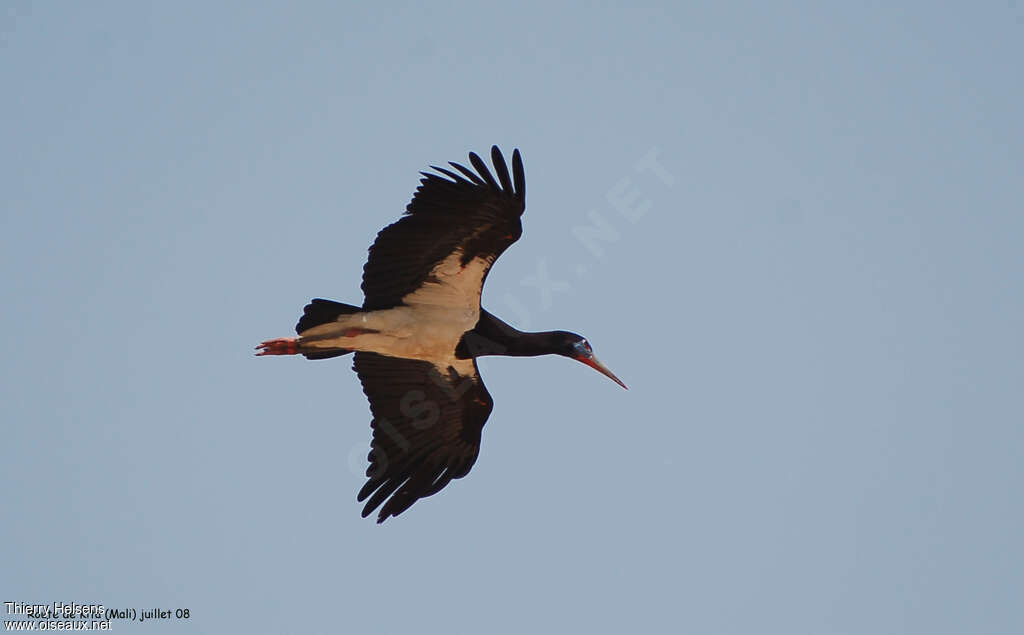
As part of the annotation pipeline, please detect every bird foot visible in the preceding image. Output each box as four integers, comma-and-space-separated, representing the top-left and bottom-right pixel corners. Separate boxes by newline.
255, 338, 299, 356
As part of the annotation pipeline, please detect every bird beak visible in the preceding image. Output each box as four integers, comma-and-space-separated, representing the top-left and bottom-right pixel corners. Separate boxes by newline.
576, 354, 628, 390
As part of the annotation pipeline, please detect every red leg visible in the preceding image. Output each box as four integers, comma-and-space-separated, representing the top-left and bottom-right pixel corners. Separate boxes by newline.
255, 337, 299, 356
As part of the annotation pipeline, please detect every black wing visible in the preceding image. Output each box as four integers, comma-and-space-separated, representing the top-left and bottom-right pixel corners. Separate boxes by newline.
361, 146, 526, 310
353, 352, 494, 523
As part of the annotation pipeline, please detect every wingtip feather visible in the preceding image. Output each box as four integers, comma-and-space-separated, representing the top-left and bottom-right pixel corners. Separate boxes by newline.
468, 151, 499, 190
512, 148, 525, 201
448, 161, 484, 185
491, 146, 514, 195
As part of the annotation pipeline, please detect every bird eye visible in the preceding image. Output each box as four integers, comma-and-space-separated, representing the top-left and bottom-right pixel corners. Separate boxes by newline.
573, 339, 592, 356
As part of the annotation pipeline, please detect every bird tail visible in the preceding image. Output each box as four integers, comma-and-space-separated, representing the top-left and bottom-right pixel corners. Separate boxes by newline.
295, 298, 362, 360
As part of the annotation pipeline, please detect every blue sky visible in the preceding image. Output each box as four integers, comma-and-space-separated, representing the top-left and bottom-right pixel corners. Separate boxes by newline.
3, 2, 1022, 633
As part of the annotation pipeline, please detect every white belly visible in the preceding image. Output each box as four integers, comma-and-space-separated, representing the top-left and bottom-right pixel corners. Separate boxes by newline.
296, 250, 491, 362
299, 250, 492, 363
299, 304, 479, 363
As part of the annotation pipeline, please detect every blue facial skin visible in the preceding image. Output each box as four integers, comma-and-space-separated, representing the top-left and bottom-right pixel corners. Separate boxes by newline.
571, 338, 593, 359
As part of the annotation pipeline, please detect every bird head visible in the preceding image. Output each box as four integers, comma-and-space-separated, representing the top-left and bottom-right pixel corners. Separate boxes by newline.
556, 332, 627, 390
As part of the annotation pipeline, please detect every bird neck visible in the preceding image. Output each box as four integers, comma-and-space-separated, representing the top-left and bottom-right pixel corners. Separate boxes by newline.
499, 330, 565, 357
456, 311, 564, 358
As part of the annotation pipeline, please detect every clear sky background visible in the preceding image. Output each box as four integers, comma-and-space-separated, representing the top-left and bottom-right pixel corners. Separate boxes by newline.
3, 2, 1022, 633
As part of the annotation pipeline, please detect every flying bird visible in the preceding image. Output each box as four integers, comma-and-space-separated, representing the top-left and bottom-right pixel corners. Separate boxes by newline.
257, 146, 626, 523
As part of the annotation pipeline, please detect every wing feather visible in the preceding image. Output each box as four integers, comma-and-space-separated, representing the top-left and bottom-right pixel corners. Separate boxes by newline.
468, 151, 500, 190
448, 161, 486, 185
353, 352, 494, 523
361, 147, 526, 310
491, 146, 513, 193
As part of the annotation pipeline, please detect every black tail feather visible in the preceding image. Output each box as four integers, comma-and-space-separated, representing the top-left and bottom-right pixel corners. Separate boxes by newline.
302, 350, 352, 360
295, 298, 362, 360
295, 298, 362, 333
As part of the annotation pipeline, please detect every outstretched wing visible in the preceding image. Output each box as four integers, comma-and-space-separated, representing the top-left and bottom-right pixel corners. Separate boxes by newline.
353, 352, 494, 523
361, 146, 526, 311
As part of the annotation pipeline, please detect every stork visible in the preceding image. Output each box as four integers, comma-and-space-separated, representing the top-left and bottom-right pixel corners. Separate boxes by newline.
257, 146, 625, 523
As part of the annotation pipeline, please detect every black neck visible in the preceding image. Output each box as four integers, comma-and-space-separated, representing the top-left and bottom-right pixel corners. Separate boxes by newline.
456, 310, 566, 359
